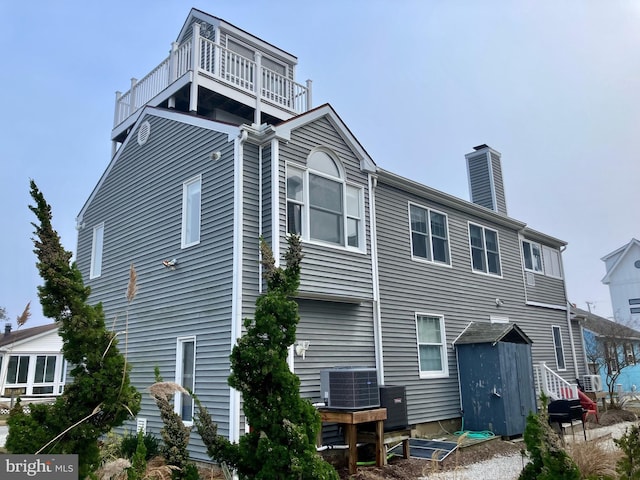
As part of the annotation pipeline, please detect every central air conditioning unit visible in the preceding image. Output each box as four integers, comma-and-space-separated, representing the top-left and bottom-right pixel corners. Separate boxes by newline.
582, 374, 603, 392
320, 367, 380, 410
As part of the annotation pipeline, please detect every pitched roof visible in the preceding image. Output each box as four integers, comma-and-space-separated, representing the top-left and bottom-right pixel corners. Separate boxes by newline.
571, 305, 640, 340
453, 321, 532, 345
274, 103, 377, 174
0, 323, 58, 348
601, 238, 640, 284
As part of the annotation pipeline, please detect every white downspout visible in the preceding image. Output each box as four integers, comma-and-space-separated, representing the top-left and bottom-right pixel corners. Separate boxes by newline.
560, 245, 580, 378
369, 174, 385, 385
229, 128, 248, 443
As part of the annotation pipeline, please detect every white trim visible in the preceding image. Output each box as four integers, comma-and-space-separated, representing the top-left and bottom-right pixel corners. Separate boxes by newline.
526, 301, 568, 311
181, 175, 202, 248
89, 223, 105, 279
274, 104, 376, 173
271, 139, 280, 266
175, 336, 196, 426
229, 131, 247, 443
415, 313, 449, 379
369, 174, 385, 385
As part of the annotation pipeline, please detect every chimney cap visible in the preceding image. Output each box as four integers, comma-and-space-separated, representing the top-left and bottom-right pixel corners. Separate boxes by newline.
473, 144, 490, 151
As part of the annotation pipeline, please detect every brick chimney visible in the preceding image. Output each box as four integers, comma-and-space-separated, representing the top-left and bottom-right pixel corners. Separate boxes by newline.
4, 323, 11, 336
465, 145, 508, 215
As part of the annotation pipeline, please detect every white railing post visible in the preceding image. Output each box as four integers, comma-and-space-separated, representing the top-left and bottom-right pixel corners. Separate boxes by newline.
306, 79, 312, 111
254, 52, 262, 125
114, 91, 122, 126
189, 23, 201, 113
129, 78, 138, 114
540, 362, 550, 398
169, 41, 179, 82
168, 41, 179, 109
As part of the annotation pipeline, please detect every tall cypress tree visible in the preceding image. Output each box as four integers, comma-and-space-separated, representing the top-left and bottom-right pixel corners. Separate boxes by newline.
195, 235, 338, 479
6, 181, 141, 478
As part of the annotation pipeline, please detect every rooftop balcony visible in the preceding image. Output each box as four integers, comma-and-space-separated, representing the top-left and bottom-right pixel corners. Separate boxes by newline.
112, 22, 312, 143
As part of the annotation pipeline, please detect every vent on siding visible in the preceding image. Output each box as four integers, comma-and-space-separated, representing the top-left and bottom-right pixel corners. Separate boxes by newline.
136, 417, 147, 433
137, 121, 151, 146
526, 272, 536, 286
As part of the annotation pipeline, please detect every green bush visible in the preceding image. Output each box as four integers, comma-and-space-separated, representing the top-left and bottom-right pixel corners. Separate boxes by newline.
519, 397, 580, 480
119, 431, 160, 461
614, 423, 640, 479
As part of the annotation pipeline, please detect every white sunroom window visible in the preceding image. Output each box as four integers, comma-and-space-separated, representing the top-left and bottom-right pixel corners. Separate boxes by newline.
522, 240, 543, 273
416, 314, 448, 378
286, 150, 364, 250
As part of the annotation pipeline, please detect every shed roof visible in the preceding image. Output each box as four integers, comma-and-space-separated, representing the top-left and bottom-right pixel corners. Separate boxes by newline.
453, 321, 532, 346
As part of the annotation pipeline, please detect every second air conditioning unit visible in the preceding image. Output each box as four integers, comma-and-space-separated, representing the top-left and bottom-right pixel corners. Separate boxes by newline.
582, 374, 603, 392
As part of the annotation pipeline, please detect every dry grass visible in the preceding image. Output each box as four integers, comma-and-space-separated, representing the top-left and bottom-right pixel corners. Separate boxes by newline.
568, 435, 622, 479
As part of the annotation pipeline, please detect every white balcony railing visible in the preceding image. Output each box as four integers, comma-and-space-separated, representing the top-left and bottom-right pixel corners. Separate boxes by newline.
114, 25, 310, 128
534, 361, 578, 401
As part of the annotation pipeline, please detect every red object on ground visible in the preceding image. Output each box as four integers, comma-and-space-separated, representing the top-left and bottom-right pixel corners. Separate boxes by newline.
578, 389, 599, 423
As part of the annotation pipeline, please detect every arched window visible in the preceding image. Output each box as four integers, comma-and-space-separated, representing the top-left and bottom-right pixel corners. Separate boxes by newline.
287, 150, 363, 249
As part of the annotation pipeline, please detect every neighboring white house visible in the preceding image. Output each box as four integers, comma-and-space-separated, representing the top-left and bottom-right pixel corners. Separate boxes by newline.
602, 238, 640, 323
0, 323, 65, 405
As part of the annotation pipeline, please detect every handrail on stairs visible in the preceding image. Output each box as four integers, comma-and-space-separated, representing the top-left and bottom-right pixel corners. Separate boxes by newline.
534, 361, 578, 400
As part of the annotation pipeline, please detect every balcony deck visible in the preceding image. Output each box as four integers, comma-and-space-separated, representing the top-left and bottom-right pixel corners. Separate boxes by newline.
112, 23, 311, 142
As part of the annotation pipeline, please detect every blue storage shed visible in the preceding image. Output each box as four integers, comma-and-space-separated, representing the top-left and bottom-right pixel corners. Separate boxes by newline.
454, 322, 537, 437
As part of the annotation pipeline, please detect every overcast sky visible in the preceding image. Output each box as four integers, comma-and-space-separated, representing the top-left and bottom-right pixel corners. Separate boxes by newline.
1, 1, 638, 326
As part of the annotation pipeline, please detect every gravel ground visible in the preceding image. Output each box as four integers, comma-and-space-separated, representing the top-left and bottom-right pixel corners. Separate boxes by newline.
423, 421, 638, 480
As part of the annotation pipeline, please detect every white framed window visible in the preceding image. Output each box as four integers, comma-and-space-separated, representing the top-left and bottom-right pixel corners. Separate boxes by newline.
409, 203, 450, 265
90, 223, 104, 279
286, 150, 364, 251
468, 223, 501, 276
181, 176, 202, 248
175, 337, 196, 424
522, 240, 543, 273
552, 325, 566, 371
542, 246, 563, 278
415, 314, 448, 378
4, 353, 65, 396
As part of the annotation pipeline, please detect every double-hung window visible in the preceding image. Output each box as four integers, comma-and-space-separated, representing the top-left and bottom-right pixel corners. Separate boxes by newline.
469, 223, 501, 275
415, 314, 448, 378
90, 223, 104, 279
409, 204, 450, 264
175, 337, 196, 423
181, 176, 202, 248
286, 150, 364, 250
522, 240, 543, 273
552, 325, 566, 371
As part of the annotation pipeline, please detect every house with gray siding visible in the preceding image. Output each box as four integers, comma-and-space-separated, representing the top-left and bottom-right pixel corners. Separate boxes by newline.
75, 8, 585, 460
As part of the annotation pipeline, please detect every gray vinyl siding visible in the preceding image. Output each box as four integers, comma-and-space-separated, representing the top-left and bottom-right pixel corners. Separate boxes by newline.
489, 151, 508, 215
374, 179, 574, 425
76, 115, 237, 461
294, 299, 376, 402
525, 272, 567, 306
572, 321, 588, 376
277, 116, 374, 300
467, 153, 494, 211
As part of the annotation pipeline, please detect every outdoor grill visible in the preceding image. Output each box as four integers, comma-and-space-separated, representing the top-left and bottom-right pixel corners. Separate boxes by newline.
547, 399, 586, 440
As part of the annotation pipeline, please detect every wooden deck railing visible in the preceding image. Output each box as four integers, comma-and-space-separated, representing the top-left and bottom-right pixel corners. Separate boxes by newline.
114, 24, 310, 128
